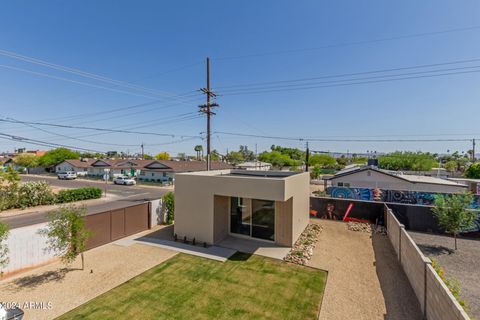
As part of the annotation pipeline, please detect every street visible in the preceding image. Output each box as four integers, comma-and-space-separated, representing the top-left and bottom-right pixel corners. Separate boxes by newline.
0, 175, 171, 229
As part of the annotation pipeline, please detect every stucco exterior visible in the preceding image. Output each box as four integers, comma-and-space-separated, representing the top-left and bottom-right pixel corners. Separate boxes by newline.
330, 168, 466, 193
174, 170, 309, 247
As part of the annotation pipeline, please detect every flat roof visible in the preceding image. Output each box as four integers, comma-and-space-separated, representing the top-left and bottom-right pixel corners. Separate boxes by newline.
226, 170, 299, 178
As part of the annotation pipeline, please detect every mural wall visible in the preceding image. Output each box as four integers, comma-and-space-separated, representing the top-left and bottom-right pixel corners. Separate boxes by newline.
326, 187, 480, 209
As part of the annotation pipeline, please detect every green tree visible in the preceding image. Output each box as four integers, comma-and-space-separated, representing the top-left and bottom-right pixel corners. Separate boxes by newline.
309, 154, 336, 168
0, 221, 9, 275
225, 151, 244, 165
155, 152, 170, 160
210, 150, 221, 161
143, 154, 154, 160
432, 193, 477, 250
445, 160, 457, 173
310, 165, 322, 179
39, 148, 80, 167
258, 151, 301, 168
239, 145, 255, 162
378, 151, 437, 171
14, 153, 40, 173
0, 166, 20, 211
465, 163, 480, 179
162, 192, 174, 225
270, 145, 305, 161
177, 153, 187, 161
40, 205, 91, 270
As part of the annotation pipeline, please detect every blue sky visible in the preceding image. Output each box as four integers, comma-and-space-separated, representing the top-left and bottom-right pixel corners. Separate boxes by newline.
0, 1, 479, 156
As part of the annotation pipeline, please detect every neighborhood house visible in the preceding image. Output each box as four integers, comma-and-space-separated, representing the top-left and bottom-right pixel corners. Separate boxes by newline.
174, 170, 309, 247
54, 159, 233, 182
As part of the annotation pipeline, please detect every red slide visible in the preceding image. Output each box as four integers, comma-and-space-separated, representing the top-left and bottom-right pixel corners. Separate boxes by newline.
342, 202, 370, 223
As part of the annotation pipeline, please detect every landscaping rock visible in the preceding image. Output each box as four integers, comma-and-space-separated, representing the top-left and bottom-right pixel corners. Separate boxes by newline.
347, 222, 387, 235
284, 223, 322, 265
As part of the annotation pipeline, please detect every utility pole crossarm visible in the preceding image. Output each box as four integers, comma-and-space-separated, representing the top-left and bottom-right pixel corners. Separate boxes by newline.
198, 57, 219, 171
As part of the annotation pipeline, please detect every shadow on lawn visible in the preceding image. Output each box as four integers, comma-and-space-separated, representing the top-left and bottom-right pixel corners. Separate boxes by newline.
228, 252, 253, 262
8, 268, 75, 292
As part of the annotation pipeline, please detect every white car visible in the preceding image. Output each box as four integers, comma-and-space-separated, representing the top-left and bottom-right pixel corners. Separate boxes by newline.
113, 176, 136, 185
57, 171, 77, 180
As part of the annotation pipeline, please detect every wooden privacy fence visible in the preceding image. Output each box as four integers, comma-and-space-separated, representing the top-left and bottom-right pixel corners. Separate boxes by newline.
384, 205, 470, 320
85, 203, 150, 250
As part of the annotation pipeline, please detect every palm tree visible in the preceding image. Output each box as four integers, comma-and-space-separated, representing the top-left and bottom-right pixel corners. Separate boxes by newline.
194, 145, 203, 160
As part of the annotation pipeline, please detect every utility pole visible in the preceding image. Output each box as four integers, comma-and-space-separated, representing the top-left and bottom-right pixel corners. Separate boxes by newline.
473, 138, 476, 162
141, 143, 144, 159
305, 141, 310, 172
199, 57, 219, 170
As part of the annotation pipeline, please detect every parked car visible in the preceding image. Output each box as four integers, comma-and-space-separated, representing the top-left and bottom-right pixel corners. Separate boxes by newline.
0, 305, 24, 320
57, 171, 77, 180
113, 176, 136, 185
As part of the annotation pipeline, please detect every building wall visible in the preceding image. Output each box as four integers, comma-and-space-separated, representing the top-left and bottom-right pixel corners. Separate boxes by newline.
138, 171, 173, 182
275, 198, 293, 246
55, 162, 88, 174
174, 170, 309, 245
385, 206, 470, 320
331, 169, 465, 193
213, 195, 229, 243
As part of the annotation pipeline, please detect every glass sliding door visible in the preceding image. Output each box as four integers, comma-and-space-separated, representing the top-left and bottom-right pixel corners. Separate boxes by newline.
230, 197, 275, 241
230, 197, 251, 236
251, 199, 275, 241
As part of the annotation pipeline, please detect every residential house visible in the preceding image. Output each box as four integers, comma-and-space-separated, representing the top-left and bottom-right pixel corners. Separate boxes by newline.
327, 166, 467, 193
174, 170, 309, 247
236, 161, 272, 171
55, 159, 96, 175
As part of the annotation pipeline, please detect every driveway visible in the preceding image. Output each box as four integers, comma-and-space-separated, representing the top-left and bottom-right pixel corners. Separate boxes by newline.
308, 219, 422, 320
1, 175, 171, 229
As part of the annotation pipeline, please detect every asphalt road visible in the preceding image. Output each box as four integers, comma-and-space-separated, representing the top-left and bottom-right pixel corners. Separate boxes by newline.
1, 175, 171, 229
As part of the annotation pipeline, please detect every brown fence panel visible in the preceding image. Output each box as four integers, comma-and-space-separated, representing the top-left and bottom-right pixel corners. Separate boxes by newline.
85, 212, 111, 250
125, 203, 149, 236
110, 209, 126, 241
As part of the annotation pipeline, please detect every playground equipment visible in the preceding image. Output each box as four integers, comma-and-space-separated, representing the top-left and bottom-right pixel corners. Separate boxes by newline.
342, 202, 370, 224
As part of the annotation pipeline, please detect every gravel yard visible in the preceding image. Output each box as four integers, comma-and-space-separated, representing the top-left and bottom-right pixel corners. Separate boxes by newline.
309, 219, 422, 320
410, 231, 480, 319
0, 242, 176, 320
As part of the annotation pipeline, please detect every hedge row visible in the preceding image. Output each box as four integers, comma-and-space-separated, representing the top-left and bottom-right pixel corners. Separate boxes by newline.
56, 187, 102, 203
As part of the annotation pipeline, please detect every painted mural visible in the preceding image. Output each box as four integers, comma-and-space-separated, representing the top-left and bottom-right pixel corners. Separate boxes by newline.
326, 187, 480, 209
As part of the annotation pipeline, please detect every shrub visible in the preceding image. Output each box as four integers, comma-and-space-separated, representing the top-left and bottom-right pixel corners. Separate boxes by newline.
162, 192, 174, 225
431, 259, 467, 309
0, 221, 9, 275
56, 187, 102, 203
17, 181, 56, 209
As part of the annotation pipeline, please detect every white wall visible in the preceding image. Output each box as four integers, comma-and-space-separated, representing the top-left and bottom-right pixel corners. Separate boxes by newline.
3, 223, 57, 275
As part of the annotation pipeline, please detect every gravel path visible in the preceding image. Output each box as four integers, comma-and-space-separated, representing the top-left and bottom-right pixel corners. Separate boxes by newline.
0, 242, 176, 320
410, 231, 479, 319
308, 219, 422, 320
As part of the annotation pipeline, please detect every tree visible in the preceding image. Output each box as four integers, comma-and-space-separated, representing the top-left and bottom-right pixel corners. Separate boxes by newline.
258, 151, 301, 168
194, 145, 203, 160
378, 151, 437, 171
239, 145, 255, 162
445, 161, 457, 173
0, 166, 20, 211
143, 154, 154, 160
177, 153, 187, 161
39, 148, 80, 167
155, 152, 170, 160
225, 151, 244, 165
162, 192, 175, 225
465, 163, 480, 179
432, 193, 477, 250
309, 154, 336, 168
14, 154, 40, 173
0, 221, 9, 275
270, 145, 305, 161
310, 165, 322, 179
40, 205, 91, 270
210, 149, 221, 161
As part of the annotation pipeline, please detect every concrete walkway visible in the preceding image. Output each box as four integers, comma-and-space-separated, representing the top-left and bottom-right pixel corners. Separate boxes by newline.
218, 236, 291, 260
309, 220, 422, 320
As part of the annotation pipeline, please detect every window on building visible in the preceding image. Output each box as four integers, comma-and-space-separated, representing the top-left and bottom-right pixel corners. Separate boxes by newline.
230, 197, 275, 241
337, 182, 344, 187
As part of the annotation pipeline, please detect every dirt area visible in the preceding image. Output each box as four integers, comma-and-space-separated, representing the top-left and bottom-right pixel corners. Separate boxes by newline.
0, 241, 177, 320
410, 231, 480, 319
308, 219, 422, 320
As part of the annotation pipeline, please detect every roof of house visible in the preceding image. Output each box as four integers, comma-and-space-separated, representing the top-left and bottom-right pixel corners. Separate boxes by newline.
237, 161, 272, 168
328, 166, 466, 187
60, 158, 233, 172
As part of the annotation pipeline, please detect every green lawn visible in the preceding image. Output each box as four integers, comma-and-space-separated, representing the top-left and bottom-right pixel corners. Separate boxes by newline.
58, 253, 327, 320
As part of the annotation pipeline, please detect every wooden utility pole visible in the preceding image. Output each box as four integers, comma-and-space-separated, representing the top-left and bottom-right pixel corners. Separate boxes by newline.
305, 141, 310, 172
199, 57, 218, 170
473, 138, 476, 162
141, 143, 144, 159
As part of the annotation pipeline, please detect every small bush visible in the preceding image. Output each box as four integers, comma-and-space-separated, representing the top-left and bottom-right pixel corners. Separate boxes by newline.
56, 187, 102, 203
162, 192, 174, 225
17, 181, 56, 209
431, 259, 467, 309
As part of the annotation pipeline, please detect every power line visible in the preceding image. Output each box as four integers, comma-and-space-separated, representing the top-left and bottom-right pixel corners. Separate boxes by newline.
219, 68, 480, 96
0, 118, 200, 138
214, 131, 476, 143
214, 25, 480, 60
0, 49, 200, 104
214, 57, 480, 90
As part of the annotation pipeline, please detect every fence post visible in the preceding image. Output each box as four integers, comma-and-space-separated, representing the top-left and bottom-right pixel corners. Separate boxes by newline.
423, 258, 432, 320
398, 224, 405, 264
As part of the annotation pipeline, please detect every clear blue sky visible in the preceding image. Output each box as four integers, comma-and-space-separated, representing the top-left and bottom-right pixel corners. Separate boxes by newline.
0, 1, 479, 156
